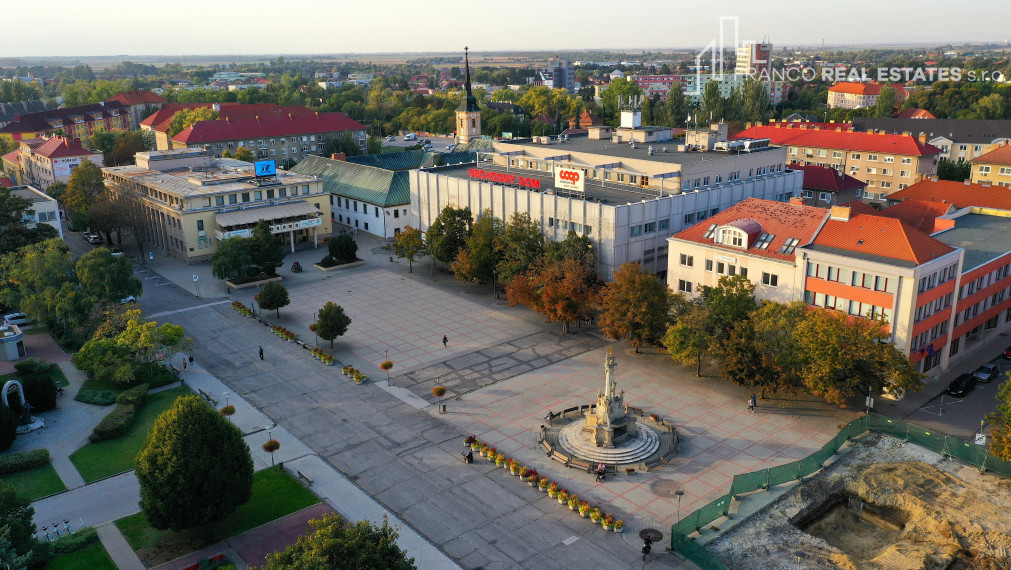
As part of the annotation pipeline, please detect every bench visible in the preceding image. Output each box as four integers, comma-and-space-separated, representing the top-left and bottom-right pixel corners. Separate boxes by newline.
198, 389, 218, 406
568, 458, 592, 472
541, 441, 554, 455
551, 451, 570, 466
297, 470, 314, 486
561, 406, 579, 418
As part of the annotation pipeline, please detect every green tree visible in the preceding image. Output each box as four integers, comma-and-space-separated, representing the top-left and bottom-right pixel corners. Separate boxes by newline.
136, 395, 253, 531
598, 262, 674, 353
109, 131, 150, 166
326, 233, 358, 264
936, 157, 972, 181
232, 146, 255, 163
75, 247, 142, 304
0, 224, 58, 257
700, 274, 757, 355
425, 206, 472, 268
699, 80, 725, 122
73, 318, 190, 385
212, 237, 253, 281
873, 84, 897, 118
599, 78, 643, 124
987, 374, 1011, 461
0, 187, 36, 228
249, 220, 285, 276
662, 298, 710, 377
62, 160, 106, 214
44, 182, 67, 203
748, 301, 808, 396
452, 209, 503, 290
166, 107, 219, 137
0, 524, 33, 570
256, 281, 290, 318
544, 230, 597, 280
256, 514, 415, 570
0, 239, 88, 342
85, 196, 123, 245
316, 301, 351, 348
495, 213, 544, 285
0, 482, 41, 566
664, 83, 691, 128
740, 77, 770, 124
324, 131, 364, 157
968, 93, 1006, 120
391, 226, 425, 273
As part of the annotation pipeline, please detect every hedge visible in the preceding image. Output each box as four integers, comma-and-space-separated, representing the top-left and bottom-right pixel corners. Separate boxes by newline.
49, 526, 98, 554
89, 404, 136, 443
22, 375, 57, 412
13, 357, 53, 376
116, 383, 150, 407
0, 448, 51, 474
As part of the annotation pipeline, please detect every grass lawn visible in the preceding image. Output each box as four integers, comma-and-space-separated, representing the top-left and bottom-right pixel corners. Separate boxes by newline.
0, 365, 69, 388
117, 468, 320, 567
75, 364, 177, 405
69, 386, 191, 483
44, 539, 116, 570
0, 463, 66, 501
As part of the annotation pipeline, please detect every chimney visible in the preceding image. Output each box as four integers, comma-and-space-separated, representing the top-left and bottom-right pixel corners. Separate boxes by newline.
789, 196, 804, 206
829, 205, 852, 221
331, 153, 346, 161
745, 122, 752, 129
918, 132, 927, 144
878, 130, 886, 135
964, 180, 971, 185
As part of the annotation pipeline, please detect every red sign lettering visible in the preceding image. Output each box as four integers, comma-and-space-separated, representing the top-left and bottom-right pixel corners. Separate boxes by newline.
559, 169, 580, 183
468, 169, 541, 190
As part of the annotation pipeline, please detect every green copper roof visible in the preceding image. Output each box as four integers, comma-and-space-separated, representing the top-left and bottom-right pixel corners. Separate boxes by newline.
347, 150, 426, 170
291, 155, 410, 207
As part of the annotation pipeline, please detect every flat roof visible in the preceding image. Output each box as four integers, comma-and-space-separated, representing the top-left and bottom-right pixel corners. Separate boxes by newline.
104, 159, 319, 198
137, 148, 209, 161
493, 138, 778, 167
433, 163, 682, 205
933, 213, 1011, 270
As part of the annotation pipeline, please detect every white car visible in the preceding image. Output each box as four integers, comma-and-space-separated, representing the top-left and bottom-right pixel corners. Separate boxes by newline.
385, 135, 395, 142
403, 133, 417, 141
120, 296, 137, 305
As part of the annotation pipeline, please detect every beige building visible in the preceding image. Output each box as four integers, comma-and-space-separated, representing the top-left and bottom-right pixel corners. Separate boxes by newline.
734, 123, 940, 202
15, 136, 103, 190
12, 185, 63, 240
827, 82, 905, 109
103, 149, 331, 264
970, 144, 1011, 187
853, 118, 1011, 163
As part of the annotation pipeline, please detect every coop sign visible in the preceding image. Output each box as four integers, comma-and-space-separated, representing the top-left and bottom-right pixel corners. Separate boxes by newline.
467, 168, 541, 190
554, 168, 585, 192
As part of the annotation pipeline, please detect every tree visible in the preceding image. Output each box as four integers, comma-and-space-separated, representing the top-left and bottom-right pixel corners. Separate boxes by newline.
249, 220, 285, 276
425, 206, 472, 268
0, 482, 42, 566
598, 262, 675, 353
873, 84, 897, 118
391, 226, 425, 272
968, 93, 1006, 120
256, 514, 415, 570
987, 374, 1011, 461
452, 210, 503, 290
662, 298, 710, 377
136, 395, 254, 531
75, 247, 142, 304
495, 213, 544, 285
739, 77, 770, 124
326, 233, 358, 264
256, 281, 290, 318
232, 146, 255, 163
794, 309, 924, 405
315, 301, 351, 348
62, 160, 106, 214
324, 131, 364, 158
936, 157, 972, 181
699, 274, 757, 355
166, 107, 218, 137
0, 188, 33, 228
85, 196, 123, 245
544, 230, 597, 280
0, 223, 58, 260
0, 239, 89, 343
699, 80, 725, 122
664, 83, 690, 128
73, 317, 190, 385
506, 256, 596, 333
212, 237, 253, 281
0, 525, 33, 570
748, 301, 809, 396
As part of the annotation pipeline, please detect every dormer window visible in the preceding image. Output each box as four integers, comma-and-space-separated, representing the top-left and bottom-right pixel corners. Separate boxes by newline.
716, 228, 746, 248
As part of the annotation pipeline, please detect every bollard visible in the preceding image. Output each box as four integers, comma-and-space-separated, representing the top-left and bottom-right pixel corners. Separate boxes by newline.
441, 404, 447, 414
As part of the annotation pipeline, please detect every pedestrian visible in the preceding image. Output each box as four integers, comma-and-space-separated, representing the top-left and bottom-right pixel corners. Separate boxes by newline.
189, 355, 194, 366
259, 346, 264, 360
748, 393, 757, 412
182, 358, 187, 371
442, 335, 448, 348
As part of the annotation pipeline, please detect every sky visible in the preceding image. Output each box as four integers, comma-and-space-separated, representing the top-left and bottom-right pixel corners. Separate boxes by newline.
8, 0, 1010, 58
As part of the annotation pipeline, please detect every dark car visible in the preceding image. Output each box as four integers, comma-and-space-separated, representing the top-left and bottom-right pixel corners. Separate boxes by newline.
946, 373, 977, 397
1004, 345, 1011, 359
974, 363, 1000, 382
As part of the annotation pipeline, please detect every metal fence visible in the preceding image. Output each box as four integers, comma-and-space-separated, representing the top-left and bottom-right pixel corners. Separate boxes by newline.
669, 413, 1011, 569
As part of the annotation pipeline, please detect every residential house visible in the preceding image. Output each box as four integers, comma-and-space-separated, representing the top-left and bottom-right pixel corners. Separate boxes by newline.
0, 102, 130, 142
853, 118, 1011, 162
105, 90, 167, 129
789, 163, 866, 206
970, 144, 1011, 187
12, 136, 103, 189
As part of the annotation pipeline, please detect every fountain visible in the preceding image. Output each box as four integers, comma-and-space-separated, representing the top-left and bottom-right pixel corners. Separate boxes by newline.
582, 349, 637, 448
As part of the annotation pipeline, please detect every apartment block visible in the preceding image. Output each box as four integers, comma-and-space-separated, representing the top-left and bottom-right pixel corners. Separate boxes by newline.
853, 118, 1011, 163
0, 102, 129, 142
970, 144, 1011, 187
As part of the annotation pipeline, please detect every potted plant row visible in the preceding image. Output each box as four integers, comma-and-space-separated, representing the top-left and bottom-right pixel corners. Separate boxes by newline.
231, 301, 253, 317
339, 365, 366, 382
271, 326, 296, 342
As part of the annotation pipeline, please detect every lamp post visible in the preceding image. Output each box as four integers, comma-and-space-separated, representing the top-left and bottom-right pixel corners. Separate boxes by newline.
312, 312, 317, 346
675, 490, 684, 525
223, 392, 230, 407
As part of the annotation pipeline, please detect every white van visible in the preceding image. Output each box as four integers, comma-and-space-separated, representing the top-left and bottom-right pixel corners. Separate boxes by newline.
403, 133, 417, 141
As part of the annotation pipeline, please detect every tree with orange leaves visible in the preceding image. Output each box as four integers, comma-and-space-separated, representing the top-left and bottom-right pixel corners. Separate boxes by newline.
506, 256, 596, 333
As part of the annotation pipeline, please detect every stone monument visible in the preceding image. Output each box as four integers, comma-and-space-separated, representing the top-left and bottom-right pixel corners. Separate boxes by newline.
582, 348, 637, 447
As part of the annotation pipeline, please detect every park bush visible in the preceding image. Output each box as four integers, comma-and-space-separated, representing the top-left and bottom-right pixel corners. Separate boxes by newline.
13, 357, 53, 376
22, 375, 57, 412
0, 405, 17, 452
321, 233, 358, 266
135, 363, 176, 389
0, 448, 50, 474
48, 526, 97, 554
89, 403, 136, 442
116, 383, 150, 407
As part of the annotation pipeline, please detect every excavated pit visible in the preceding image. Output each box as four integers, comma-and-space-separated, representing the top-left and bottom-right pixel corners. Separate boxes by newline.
793, 492, 908, 563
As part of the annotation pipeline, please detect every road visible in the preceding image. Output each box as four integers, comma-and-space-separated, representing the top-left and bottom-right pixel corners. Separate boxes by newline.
383, 134, 457, 152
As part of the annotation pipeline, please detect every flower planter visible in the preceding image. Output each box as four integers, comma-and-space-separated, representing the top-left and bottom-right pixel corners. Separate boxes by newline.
548, 491, 558, 499
557, 497, 566, 504
602, 524, 613, 531
613, 526, 624, 533
527, 481, 536, 487
591, 517, 601, 525
569, 504, 577, 511
579, 511, 589, 518
539, 486, 548, 493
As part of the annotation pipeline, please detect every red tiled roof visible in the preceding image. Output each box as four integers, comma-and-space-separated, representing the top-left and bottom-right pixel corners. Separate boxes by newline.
2, 150, 20, 166
771, 121, 853, 130
971, 144, 1011, 166
0, 101, 128, 134
829, 82, 883, 95
106, 90, 167, 106
733, 125, 941, 156
789, 163, 865, 192
672, 197, 829, 262
886, 179, 1011, 210
0, 176, 13, 188
814, 214, 954, 265
895, 108, 936, 120
140, 103, 315, 132
878, 200, 953, 234
33, 137, 101, 159
171, 112, 364, 144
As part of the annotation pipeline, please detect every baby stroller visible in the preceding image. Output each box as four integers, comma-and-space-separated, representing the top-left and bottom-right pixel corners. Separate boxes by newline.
291, 261, 303, 273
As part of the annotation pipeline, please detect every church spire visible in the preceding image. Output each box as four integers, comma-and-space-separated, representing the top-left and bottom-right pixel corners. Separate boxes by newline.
458, 46, 480, 113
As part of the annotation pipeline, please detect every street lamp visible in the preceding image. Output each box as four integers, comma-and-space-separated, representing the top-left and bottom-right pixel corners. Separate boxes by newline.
312, 312, 317, 346
675, 490, 684, 525
223, 392, 230, 407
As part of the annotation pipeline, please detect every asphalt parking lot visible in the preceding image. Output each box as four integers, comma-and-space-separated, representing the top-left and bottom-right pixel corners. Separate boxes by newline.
383, 134, 457, 151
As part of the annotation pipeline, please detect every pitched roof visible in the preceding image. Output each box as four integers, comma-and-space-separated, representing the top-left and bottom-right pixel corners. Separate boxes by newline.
812, 214, 954, 265
289, 154, 409, 207
171, 112, 365, 144
106, 90, 167, 106
672, 197, 829, 262
0, 101, 50, 125
895, 108, 936, 120
733, 124, 941, 156
877, 200, 953, 234
838, 200, 880, 216
829, 82, 883, 95
0, 101, 128, 134
789, 163, 865, 192
347, 150, 425, 171
852, 118, 1011, 142
139, 103, 215, 129
886, 179, 1011, 210
1, 150, 20, 166
33, 137, 102, 159
0, 176, 14, 188
971, 144, 1011, 166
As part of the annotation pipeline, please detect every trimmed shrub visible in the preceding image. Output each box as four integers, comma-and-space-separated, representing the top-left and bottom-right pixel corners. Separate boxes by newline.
135, 363, 176, 389
49, 526, 97, 554
89, 403, 136, 442
116, 383, 150, 408
13, 357, 53, 376
22, 375, 57, 412
0, 448, 50, 475
0, 405, 17, 452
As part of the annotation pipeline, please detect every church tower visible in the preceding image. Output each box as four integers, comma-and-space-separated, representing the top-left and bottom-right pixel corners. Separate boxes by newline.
456, 47, 481, 144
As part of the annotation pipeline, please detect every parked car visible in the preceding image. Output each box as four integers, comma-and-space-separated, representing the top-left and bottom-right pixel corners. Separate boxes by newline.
87, 234, 102, 244
403, 133, 417, 141
446, 144, 457, 152
974, 363, 1000, 383
2, 313, 28, 327
1004, 345, 1011, 359
120, 295, 137, 304
385, 135, 395, 142
421, 139, 431, 145
423, 143, 433, 151
946, 373, 977, 397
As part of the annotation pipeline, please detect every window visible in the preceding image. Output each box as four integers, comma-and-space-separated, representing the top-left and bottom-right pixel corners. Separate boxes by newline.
279, 188, 287, 198
678, 280, 693, 293
867, 154, 878, 162
254, 191, 262, 200
658, 219, 669, 231
302, 185, 309, 195
702, 224, 717, 239
364, 222, 369, 231
196, 219, 204, 231
241, 192, 250, 202
788, 147, 798, 155
762, 272, 778, 287
883, 156, 894, 163
900, 170, 910, 178
999, 167, 1011, 176
754, 232, 775, 249
851, 153, 861, 160
901, 157, 912, 165
866, 167, 877, 174
228, 194, 237, 204
779, 238, 800, 254
979, 165, 991, 175
705, 259, 713, 272
215, 196, 224, 206
267, 189, 274, 199
679, 254, 694, 267
629, 225, 642, 237
375, 208, 379, 218
644, 222, 656, 233
819, 191, 831, 202
353, 202, 358, 212
832, 151, 843, 159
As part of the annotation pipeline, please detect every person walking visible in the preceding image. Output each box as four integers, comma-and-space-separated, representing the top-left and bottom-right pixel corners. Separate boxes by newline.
748, 393, 757, 412
258, 346, 264, 360
442, 335, 448, 348
182, 358, 187, 371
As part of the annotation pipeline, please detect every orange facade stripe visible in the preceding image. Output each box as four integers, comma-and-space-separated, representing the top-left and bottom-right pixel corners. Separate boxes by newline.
805, 277, 893, 307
